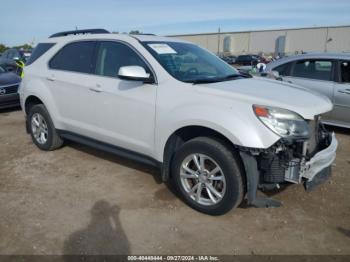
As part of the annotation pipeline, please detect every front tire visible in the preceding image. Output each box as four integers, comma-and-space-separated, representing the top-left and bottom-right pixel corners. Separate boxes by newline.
171, 137, 244, 215
28, 104, 64, 151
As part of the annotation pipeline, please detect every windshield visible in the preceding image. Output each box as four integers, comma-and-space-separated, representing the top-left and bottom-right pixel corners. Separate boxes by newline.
142, 41, 240, 83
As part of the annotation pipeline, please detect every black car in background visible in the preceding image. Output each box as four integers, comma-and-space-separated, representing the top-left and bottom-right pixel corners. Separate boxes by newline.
0, 65, 21, 109
0, 48, 31, 72
235, 55, 259, 66
221, 55, 236, 64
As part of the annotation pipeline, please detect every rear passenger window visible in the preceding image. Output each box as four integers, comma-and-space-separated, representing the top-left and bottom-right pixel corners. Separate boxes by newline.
26, 43, 55, 66
95, 41, 149, 77
292, 60, 333, 81
49, 41, 95, 73
273, 63, 291, 76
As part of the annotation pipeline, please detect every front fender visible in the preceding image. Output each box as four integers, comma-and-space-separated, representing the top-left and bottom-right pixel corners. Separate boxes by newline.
155, 103, 281, 161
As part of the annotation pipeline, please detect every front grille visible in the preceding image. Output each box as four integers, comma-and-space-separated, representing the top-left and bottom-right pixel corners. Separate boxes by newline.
0, 84, 19, 94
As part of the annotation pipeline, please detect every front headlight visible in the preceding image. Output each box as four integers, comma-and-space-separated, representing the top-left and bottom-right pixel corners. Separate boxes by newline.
253, 105, 310, 139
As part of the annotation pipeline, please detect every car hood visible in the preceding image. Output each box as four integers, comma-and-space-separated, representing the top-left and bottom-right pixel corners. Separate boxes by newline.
195, 77, 333, 120
0, 72, 21, 86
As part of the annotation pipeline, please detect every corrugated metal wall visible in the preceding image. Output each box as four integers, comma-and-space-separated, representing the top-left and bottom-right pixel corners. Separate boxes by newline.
171, 26, 350, 55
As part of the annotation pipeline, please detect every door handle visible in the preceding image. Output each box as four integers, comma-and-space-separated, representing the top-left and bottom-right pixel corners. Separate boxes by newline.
338, 90, 350, 95
46, 76, 55, 81
89, 85, 103, 93
287, 80, 293, 84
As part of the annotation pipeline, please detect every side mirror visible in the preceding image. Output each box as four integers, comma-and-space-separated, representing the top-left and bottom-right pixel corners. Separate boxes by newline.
267, 70, 283, 81
118, 66, 153, 83
270, 70, 279, 78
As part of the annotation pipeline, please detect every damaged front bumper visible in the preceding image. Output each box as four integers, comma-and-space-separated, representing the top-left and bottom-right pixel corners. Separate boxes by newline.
240, 122, 338, 208
301, 133, 337, 181
283, 132, 337, 188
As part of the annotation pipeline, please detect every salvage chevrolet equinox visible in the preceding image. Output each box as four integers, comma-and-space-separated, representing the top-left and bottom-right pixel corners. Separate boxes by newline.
19, 29, 338, 215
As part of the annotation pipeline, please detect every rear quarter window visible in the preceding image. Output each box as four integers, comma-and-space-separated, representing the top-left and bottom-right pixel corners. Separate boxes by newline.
26, 43, 55, 66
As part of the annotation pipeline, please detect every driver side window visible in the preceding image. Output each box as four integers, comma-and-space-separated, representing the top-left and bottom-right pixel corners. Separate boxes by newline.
95, 41, 149, 78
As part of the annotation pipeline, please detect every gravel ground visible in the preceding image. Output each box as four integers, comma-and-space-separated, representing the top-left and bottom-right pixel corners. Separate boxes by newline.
0, 108, 349, 255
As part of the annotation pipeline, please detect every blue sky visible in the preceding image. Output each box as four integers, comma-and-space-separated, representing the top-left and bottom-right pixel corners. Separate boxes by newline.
1, 0, 350, 46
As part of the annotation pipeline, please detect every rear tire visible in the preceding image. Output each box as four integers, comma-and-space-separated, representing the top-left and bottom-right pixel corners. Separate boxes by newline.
28, 104, 64, 151
171, 137, 244, 215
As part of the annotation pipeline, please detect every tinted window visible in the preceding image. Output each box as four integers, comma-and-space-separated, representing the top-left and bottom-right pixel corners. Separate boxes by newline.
273, 62, 291, 76
95, 41, 149, 77
237, 55, 251, 62
292, 60, 333, 81
340, 60, 350, 83
26, 43, 55, 65
50, 41, 95, 73
1, 50, 9, 58
10, 50, 19, 59
7, 50, 16, 59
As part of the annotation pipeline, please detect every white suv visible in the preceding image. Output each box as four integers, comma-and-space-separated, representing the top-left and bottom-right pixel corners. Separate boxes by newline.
20, 29, 338, 215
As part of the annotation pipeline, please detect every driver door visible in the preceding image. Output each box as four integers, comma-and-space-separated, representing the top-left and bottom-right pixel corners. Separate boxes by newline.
89, 41, 157, 156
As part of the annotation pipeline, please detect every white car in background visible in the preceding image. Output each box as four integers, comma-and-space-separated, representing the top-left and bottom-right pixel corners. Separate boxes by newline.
266, 53, 350, 128
19, 29, 337, 215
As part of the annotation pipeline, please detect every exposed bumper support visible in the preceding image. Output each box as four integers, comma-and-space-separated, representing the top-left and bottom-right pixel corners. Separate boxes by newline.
240, 152, 282, 208
239, 132, 337, 207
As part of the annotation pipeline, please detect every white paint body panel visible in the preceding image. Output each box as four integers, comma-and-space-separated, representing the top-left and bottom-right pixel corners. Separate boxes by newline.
20, 34, 333, 162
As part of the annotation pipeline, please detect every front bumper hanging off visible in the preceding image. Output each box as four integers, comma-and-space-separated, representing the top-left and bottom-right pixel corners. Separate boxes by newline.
240, 130, 338, 208
301, 133, 337, 181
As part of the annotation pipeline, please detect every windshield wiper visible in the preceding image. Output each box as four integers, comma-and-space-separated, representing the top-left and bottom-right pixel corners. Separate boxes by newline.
221, 74, 243, 80
185, 78, 223, 84
185, 74, 245, 85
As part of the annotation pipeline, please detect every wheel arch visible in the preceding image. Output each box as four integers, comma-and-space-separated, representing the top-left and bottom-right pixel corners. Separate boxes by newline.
24, 95, 44, 115
160, 125, 246, 187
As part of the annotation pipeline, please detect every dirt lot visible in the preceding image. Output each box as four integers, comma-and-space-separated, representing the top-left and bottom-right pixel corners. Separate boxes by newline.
0, 108, 349, 255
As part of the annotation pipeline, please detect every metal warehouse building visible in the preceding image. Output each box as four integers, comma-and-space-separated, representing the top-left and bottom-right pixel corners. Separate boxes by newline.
170, 25, 350, 56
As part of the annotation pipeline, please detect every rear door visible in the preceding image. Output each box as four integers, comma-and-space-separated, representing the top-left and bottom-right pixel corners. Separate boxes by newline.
47, 41, 101, 138
332, 60, 350, 126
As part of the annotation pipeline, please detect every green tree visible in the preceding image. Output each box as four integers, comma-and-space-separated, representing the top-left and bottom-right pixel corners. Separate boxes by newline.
13, 44, 33, 50
0, 43, 8, 53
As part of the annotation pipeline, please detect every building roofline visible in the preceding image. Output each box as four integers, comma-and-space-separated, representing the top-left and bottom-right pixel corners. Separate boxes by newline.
168, 24, 350, 37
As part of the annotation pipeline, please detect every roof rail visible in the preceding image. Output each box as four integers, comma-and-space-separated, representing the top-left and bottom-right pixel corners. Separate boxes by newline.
49, 29, 110, 38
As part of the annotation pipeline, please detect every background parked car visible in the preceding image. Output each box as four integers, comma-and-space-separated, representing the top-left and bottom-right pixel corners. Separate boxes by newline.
0, 65, 21, 109
265, 53, 350, 128
0, 48, 31, 72
220, 55, 236, 64
234, 55, 259, 66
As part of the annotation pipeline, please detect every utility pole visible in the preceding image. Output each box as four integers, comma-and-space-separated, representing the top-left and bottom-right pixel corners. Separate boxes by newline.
217, 27, 221, 56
